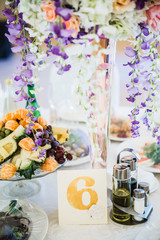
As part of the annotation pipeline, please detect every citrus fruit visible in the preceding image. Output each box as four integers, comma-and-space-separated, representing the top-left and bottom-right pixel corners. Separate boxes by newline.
40, 157, 58, 171
0, 163, 17, 179
19, 137, 35, 151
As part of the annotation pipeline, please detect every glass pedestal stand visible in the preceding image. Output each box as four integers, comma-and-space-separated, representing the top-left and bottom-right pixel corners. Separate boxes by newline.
2, 180, 41, 199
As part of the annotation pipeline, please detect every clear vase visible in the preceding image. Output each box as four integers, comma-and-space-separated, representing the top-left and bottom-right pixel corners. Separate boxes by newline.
89, 38, 116, 169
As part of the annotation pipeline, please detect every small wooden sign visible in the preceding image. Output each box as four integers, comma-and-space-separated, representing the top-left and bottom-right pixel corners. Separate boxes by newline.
58, 169, 108, 225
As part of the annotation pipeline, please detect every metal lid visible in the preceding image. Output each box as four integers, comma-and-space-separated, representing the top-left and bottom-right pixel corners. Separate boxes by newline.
113, 164, 131, 180
138, 182, 150, 193
121, 155, 137, 171
133, 188, 145, 198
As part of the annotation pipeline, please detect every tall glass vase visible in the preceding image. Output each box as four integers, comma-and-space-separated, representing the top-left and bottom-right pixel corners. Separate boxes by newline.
89, 38, 116, 169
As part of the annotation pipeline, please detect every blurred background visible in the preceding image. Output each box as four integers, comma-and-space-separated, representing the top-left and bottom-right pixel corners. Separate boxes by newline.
0, 0, 134, 129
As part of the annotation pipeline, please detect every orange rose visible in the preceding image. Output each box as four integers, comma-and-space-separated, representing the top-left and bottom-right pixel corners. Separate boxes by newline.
113, 0, 135, 14
62, 15, 80, 38
41, 0, 57, 22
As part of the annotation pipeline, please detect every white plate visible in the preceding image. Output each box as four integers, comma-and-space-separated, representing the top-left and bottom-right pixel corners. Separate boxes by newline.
110, 135, 131, 142
136, 222, 160, 240
65, 155, 90, 167
117, 136, 160, 173
0, 200, 48, 240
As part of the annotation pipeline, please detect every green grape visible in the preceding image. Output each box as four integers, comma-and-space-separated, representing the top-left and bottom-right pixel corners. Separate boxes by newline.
0, 136, 3, 140
5, 129, 11, 135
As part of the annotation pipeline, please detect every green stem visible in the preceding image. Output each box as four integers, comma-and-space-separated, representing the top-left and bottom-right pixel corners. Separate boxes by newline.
26, 84, 41, 118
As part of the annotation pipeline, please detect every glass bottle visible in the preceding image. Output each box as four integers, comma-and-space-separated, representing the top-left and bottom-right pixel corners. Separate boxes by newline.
112, 164, 131, 223
3, 78, 17, 114
121, 155, 137, 196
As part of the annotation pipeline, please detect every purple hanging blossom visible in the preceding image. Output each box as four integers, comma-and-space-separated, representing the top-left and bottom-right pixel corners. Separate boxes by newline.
125, 47, 137, 57
55, 7, 72, 21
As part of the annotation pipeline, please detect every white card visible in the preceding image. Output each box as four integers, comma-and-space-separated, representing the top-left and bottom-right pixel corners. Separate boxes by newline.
58, 169, 108, 225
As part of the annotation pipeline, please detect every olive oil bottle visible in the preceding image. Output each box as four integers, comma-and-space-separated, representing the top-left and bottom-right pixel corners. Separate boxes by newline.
112, 164, 131, 223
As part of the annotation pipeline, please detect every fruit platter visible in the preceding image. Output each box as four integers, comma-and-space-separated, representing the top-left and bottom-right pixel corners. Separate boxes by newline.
0, 108, 72, 181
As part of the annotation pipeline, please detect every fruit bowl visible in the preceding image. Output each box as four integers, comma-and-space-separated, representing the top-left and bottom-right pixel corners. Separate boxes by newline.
0, 108, 72, 198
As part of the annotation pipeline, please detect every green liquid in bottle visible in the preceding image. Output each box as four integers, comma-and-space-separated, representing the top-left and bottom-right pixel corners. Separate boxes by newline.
112, 188, 131, 222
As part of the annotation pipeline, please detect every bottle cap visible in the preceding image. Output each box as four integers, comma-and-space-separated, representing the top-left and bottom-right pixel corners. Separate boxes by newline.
138, 182, 150, 194
113, 164, 130, 180
133, 188, 145, 199
121, 155, 137, 171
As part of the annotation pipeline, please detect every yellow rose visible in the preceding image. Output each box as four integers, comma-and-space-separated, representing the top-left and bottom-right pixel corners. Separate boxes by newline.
113, 0, 135, 14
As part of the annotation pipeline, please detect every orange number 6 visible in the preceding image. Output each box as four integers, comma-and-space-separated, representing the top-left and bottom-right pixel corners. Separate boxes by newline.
67, 176, 98, 210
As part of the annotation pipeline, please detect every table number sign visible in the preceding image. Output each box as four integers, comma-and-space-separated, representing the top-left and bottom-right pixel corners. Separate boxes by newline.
58, 169, 108, 225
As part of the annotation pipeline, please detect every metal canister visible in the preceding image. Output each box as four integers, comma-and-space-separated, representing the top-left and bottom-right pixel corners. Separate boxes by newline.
133, 188, 145, 222
138, 182, 150, 207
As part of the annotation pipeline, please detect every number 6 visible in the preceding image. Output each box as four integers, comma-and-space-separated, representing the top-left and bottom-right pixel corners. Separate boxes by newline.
67, 176, 98, 210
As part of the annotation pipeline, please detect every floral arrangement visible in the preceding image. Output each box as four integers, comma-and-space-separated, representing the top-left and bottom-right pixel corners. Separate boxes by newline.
2, 0, 160, 144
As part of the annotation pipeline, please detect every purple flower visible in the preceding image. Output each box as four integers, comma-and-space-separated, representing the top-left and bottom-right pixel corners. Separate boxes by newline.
143, 28, 149, 36
35, 139, 42, 146
141, 102, 146, 107
31, 117, 37, 122
141, 42, 150, 50
15, 90, 21, 95
25, 129, 32, 134
21, 69, 33, 79
15, 79, 27, 87
11, 45, 24, 53
26, 105, 37, 111
26, 113, 33, 117
2, 8, 16, 22
31, 146, 38, 151
30, 97, 36, 103
29, 122, 35, 127
128, 87, 139, 95
5, 34, 16, 44
133, 77, 139, 83
25, 53, 35, 62
35, 132, 42, 138
55, 7, 72, 21
7, 23, 22, 35
132, 120, 139, 125
133, 0, 150, 10
125, 47, 137, 57
126, 96, 135, 103
63, 64, 71, 71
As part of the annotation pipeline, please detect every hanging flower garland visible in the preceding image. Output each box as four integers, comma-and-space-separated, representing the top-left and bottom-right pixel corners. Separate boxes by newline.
2, 0, 160, 144
125, 4, 160, 142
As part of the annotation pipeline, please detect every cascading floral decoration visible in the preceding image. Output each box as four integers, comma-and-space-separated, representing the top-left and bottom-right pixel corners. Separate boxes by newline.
2, 0, 160, 144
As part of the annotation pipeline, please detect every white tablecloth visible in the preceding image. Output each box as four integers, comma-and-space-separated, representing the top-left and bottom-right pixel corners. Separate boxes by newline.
0, 141, 160, 240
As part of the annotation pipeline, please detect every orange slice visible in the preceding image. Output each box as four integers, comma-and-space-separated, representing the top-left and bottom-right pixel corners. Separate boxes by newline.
19, 119, 27, 128
0, 163, 17, 180
40, 157, 58, 171
15, 108, 28, 120
19, 137, 35, 151
5, 120, 19, 131
2, 113, 16, 123
33, 123, 43, 131
38, 116, 47, 129
0, 120, 4, 130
